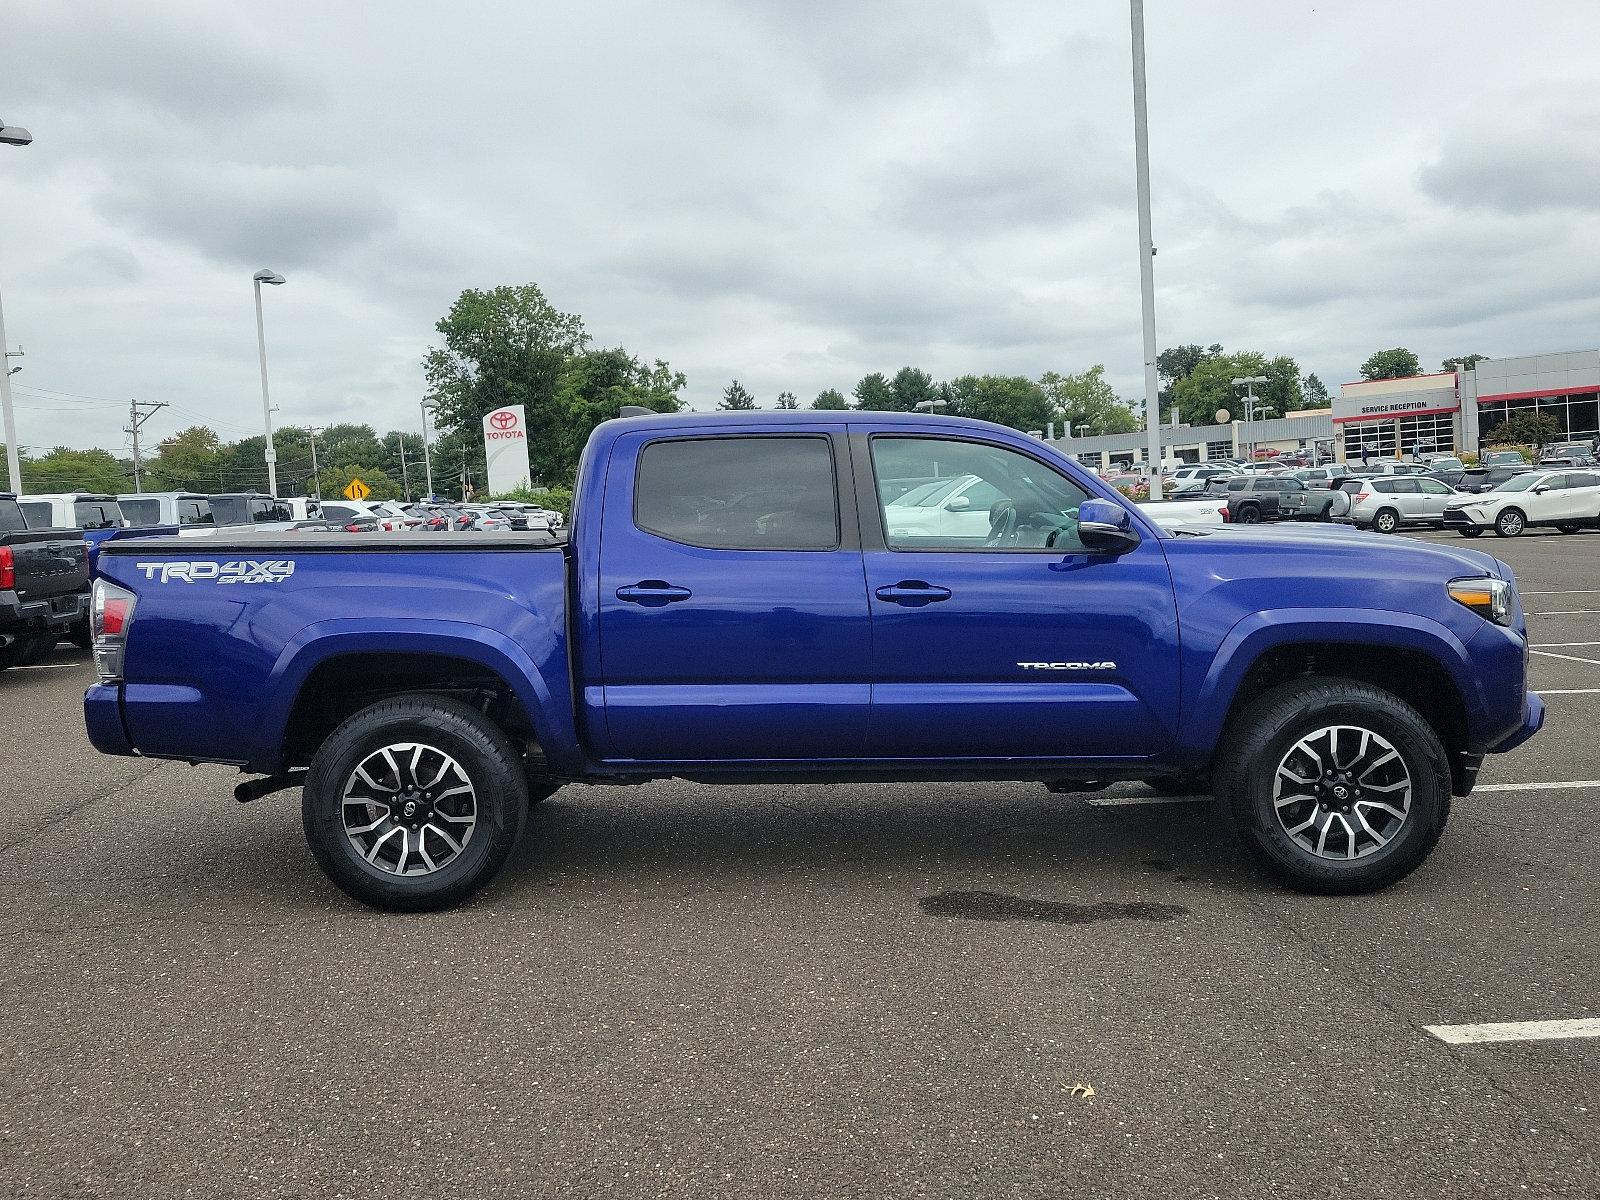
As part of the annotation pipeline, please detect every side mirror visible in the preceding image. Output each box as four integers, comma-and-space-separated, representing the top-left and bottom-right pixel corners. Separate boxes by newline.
1534, 486, 1548, 494
944, 495, 972, 512
1077, 497, 1140, 553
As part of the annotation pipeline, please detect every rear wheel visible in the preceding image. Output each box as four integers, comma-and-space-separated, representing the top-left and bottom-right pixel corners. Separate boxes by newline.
1557, 523, 1581, 535
302, 694, 528, 912
1494, 508, 1526, 538
1236, 505, 1261, 525
1372, 508, 1400, 534
1212, 679, 1451, 894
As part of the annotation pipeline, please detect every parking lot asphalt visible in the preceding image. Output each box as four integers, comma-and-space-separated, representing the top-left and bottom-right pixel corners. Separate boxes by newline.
1, 529, 1596, 1199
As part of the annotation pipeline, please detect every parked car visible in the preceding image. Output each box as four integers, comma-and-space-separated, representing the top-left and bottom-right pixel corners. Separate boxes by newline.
319, 500, 416, 532
119, 492, 215, 531
1279, 481, 1353, 523
1478, 449, 1528, 468
1537, 451, 1597, 469
207, 493, 298, 532
1363, 461, 1432, 476
1537, 441, 1594, 464
17, 492, 127, 575
1442, 469, 1600, 538
1290, 466, 1349, 485
460, 506, 512, 531
0, 492, 90, 664
1422, 456, 1465, 473
1341, 475, 1459, 533
1454, 465, 1534, 494
880, 474, 1002, 540
1221, 475, 1302, 523
84, 409, 1543, 910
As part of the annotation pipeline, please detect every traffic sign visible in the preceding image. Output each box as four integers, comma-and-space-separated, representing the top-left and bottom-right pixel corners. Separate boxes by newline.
343, 478, 371, 501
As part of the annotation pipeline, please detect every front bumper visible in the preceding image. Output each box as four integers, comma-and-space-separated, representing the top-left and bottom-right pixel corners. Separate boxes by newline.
1443, 508, 1491, 531
1490, 691, 1545, 754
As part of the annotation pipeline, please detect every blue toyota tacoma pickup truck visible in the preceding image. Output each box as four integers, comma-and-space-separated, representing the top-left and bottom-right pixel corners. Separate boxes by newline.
83, 412, 1542, 910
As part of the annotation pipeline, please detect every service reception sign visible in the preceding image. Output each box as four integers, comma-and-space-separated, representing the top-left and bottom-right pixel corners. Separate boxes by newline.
482, 405, 533, 495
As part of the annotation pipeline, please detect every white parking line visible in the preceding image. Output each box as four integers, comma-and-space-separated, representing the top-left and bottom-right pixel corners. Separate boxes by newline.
1425, 1018, 1600, 1045
1522, 589, 1600, 595
1529, 610, 1600, 617
1534, 641, 1600, 648
1538, 688, 1600, 695
3, 662, 79, 672
1530, 649, 1600, 667
1475, 780, 1599, 793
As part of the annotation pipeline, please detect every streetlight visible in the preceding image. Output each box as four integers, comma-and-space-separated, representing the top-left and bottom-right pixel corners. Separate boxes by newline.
1128, 2, 1164, 499
1232, 375, 1267, 459
0, 116, 33, 494
420, 400, 436, 499
252, 269, 286, 495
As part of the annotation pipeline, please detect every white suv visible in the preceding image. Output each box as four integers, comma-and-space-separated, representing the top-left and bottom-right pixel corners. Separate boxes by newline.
1442, 470, 1600, 538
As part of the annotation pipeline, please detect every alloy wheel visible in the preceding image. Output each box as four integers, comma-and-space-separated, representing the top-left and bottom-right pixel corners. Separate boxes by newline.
342, 743, 477, 875
1272, 725, 1412, 861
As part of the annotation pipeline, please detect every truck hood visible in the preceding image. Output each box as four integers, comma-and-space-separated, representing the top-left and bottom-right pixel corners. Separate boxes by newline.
1162, 523, 1508, 580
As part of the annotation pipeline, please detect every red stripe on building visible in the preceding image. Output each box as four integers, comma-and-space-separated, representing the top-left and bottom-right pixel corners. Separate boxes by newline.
1331, 404, 1460, 425
1476, 385, 1600, 404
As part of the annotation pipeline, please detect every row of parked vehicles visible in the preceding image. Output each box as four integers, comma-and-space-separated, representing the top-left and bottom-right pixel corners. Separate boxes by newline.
0, 488, 566, 672
1140, 449, 1600, 538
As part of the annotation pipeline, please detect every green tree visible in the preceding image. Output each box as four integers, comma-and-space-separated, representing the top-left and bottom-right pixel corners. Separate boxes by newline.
947, 375, 1054, 431
319, 464, 402, 502
1359, 347, 1421, 381
1442, 354, 1488, 372
811, 388, 848, 410
1484, 411, 1559, 449
1171, 351, 1302, 426
1039, 366, 1138, 435
22, 447, 130, 494
719, 379, 757, 410
887, 367, 937, 413
1301, 373, 1329, 408
852, 372, 893, 410
146, 425, 223, 490
775, 391, 799, 410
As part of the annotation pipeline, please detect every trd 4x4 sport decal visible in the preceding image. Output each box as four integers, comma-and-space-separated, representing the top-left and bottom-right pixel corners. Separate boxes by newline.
134, 560, 295, 585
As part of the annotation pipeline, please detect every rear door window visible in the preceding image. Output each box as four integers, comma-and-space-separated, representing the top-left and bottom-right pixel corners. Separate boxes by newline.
635, 436, 839, 551
18, 500, 52, 528
177, 500, 213, 526
74, 500, 123, 529
121, 498, 160, 526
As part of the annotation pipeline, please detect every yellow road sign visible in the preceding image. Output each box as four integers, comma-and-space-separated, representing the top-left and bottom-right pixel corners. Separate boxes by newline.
343, 478, 371, 501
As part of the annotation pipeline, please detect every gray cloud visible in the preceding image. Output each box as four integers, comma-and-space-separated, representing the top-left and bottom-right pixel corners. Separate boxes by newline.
1420, 106, 1600, 214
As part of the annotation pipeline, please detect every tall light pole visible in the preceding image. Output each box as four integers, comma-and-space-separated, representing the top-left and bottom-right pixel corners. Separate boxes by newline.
420, 401, 435, 499
252, 269, 285, 495
1128, 2, 1164, 500
1232, 375, 1267, 458
307, 425, 321, 500
0, 117, 33, 495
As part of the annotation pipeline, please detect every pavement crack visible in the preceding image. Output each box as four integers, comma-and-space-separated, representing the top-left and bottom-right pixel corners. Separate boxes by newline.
0, 760, 169, 858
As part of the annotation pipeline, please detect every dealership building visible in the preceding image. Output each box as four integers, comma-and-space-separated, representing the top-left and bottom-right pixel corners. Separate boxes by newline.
1052, 348, 1600, 469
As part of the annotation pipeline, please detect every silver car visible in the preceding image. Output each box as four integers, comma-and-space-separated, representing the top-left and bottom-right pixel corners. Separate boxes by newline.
1342, 475, 1459, 533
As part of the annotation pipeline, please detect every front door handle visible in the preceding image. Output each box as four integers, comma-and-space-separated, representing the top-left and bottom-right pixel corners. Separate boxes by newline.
874, 580, 952, 607
616, 580, 693, 606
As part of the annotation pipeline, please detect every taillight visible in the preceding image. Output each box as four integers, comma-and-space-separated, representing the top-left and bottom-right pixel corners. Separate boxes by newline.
0, 546, 13, 590
345, 524, 364, 533
91, 578, 137, 683
1220, 507, 1233, 523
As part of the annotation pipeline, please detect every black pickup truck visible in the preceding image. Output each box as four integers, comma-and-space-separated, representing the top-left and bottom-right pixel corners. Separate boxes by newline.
0, 493, 91, 669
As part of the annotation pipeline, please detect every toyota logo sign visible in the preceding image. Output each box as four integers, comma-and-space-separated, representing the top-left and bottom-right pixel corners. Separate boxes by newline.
490, 410, 517, 430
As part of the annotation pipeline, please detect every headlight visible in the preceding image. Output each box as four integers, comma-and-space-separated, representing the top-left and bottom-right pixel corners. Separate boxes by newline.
1448, 576, 1515, 625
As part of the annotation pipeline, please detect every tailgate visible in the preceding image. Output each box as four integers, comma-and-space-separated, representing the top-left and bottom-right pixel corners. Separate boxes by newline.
4, 531, 89, 601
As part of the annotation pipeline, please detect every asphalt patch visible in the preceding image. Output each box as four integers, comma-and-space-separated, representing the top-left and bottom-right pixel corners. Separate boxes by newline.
920, 889, 1188, 925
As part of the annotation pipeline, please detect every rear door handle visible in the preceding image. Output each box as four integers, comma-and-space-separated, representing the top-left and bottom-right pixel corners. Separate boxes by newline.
874, 580, 952, 606
616, 580, 693, 606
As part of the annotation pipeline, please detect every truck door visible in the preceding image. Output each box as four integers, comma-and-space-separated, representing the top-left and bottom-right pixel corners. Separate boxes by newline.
596, 428, 872, 761
857, 432, 1180, 760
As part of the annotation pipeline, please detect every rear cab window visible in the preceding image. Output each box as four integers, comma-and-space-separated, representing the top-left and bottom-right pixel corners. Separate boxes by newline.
634, 436, 840, 550
18, 500, 52, 528
178, 500, 213, 526
74, 500, 124, 529
0, 498, 29, 532
120, 498, 160, 526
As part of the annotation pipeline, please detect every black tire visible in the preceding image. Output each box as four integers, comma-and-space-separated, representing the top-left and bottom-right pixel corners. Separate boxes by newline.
1236, 505, 1261, 525
1372, 508, 1399, 534
302, 694, 528, 912
1494, 507, 1525, 538
1557, 523, 1580, 535
1458, 528, 1484, 538
1212, 678, 1451, 895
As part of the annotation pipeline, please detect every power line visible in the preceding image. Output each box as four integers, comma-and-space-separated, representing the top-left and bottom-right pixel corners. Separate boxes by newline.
125, 399, 169, 491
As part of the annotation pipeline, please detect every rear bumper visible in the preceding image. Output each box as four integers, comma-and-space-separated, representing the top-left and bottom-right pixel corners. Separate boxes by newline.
0, 589, 88, 637
84, 683, 134, 756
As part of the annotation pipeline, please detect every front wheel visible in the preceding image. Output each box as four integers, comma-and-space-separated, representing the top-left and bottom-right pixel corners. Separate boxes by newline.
1458, 528, 1484, 538
1495, 508, 1526, 538
302, 694, 528, 911
1372, 508, 1399, 534
1212, 679, 1451, 894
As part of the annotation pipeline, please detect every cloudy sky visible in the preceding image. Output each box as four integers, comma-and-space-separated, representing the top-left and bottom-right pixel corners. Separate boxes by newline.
3, 0, 1599, 455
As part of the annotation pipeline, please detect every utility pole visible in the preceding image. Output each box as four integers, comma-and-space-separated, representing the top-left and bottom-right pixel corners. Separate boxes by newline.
0, 115, 33, 495
1129, 0, 1164, 499
420, 401, 435, 499
126, 399, 168, 492
307, 426, 322, 500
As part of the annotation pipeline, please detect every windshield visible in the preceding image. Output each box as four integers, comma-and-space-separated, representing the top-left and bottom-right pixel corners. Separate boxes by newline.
1493, 474, 1543, 493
